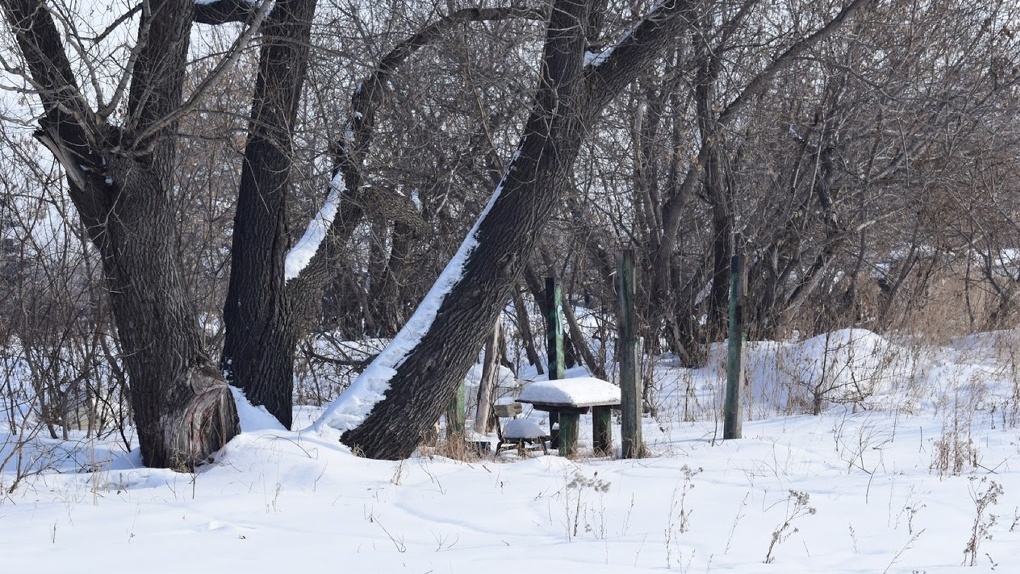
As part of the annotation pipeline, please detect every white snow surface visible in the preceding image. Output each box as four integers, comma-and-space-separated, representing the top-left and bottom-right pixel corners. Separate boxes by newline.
313, 142, 525, 434
5, 329, 1020, 572
517, 377, 621, 407
284, 172, 344, 280
230, 387, 286, 432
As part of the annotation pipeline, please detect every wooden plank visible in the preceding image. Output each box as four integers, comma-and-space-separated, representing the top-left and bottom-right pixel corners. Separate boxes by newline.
524, 403, 591, 415
493, 403, 522, 418
617, 249, 644, 458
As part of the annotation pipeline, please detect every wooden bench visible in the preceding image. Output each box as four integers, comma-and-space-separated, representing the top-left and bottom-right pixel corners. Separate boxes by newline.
496, 418, 549, 456
516, 377, 621, 457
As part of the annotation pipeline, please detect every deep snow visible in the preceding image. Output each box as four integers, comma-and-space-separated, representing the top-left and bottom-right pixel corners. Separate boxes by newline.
3, 329, 1020, 573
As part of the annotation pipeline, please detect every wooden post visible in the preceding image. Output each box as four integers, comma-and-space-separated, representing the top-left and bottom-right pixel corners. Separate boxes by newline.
617, 250, 643, 458
546, 277, 565, 379
446, 381, 465, 438
592, 406, 612, 456
511, 287, 544, 375
558, 412, 579, 458
545, 277, 564, 448
474, 321, 502, 434
724, 251, 746, 440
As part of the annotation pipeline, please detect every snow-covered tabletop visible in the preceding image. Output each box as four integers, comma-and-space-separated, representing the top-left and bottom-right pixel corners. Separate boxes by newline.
516, 377, 621, 409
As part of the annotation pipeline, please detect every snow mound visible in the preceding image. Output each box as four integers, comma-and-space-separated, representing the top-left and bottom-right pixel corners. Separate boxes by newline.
517, 377, 621, 407
502, 418, 547, 439
231, 387, 286, 432
744, 329, 914, 411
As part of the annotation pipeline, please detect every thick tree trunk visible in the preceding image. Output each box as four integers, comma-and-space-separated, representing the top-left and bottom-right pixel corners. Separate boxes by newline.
221, 0, 316, 429
4, 0, 240, 469
93, 158, 240, 469
341, 120, 589, 460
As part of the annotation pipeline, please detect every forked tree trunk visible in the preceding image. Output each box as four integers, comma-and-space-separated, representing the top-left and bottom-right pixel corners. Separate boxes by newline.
4, 0, 240, 469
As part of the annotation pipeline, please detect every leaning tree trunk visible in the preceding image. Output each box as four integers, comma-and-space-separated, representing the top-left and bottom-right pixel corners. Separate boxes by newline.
222, 5, 544, 428
340, 0, 695, 459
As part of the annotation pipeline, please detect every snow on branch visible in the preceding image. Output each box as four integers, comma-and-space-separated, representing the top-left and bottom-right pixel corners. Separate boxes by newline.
285, 172, 344, 281
583, 0, 668, 69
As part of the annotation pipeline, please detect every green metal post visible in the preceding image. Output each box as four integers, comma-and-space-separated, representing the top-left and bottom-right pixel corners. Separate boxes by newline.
546, 277, 564, 448
593, 406, 613, 456
446, 381, 465, 438
558, 412, 579, 458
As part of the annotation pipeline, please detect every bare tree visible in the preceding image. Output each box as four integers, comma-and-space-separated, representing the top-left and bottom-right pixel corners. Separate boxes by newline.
0, 0, 263, 469
330, 0, 703, 459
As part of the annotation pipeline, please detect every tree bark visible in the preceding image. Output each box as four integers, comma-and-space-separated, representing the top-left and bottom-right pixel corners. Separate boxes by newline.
287, 7, 544, 335
4, 0, 239, 469
221, 0, 317, 430
223, 6, 545, 429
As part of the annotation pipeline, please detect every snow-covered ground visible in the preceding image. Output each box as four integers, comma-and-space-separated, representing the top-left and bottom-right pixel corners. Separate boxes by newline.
3, 329, 1020, 573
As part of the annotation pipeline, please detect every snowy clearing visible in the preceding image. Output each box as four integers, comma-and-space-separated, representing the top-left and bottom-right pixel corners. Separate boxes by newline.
3, 330, 1020, 573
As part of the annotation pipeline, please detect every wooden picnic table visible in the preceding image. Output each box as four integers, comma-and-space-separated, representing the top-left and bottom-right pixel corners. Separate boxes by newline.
516, 377, 621, 457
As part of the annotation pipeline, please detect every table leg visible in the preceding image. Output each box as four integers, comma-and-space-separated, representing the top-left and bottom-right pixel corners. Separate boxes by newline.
558, 412, 579, 457
592, 406, 612, 456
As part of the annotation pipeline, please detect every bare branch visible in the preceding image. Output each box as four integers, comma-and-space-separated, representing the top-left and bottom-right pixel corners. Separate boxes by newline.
2, 0, 104, 174
290, 6, 544, 294
194, 0, 263, 25
131, 0, 273, 144
718, 0, 874, 125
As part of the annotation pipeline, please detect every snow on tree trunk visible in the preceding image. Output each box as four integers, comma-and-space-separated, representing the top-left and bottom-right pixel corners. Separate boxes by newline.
220, 0, 317, 429
324, 0, 696, 459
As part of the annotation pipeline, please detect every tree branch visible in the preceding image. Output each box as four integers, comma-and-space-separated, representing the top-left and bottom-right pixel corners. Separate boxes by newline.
289, 6, 544, 312
586, 0, 697, 108
132, 0, 273, 146
2, 0, 106, 188
718, 0, 874, 126
194, 0, 263, 25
